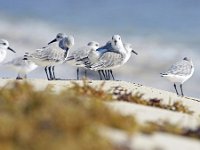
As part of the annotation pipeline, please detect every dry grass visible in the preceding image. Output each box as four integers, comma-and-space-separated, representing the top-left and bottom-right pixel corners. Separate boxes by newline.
0, 81, 198, 150
0, 82, 137, 150
69, 80, 113, 102
112, 86, 193, 114
142, 121, 200, 139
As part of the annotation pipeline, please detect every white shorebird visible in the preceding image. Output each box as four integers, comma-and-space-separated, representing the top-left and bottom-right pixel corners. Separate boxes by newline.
24, 33, 74, 80
66, 41, 99, 79
0, 39, 16, 63
103, 43, 138, 80
84, 35, 138, 80
4, 56, 38, 79
161, 57, 194, 96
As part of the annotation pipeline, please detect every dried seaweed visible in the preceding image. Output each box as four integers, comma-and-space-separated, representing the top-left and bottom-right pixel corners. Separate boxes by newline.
142, 121, 200, 139
0, 81, 198, 150
112, 86, 193, 114
69, 80, 113, 102
0, 81, 137, 150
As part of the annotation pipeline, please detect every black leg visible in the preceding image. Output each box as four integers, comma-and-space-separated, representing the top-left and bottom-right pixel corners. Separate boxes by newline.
174, 83, 179, 96
104, 70, 108, 80
48, 66, 53, 80
52, 66, 55, 80
45, 66, 50, 80
77, 67, 79, 80
84, 69, 87, 78
98, 70, 102, 80
110, 70, 115, 80
105, 70, 110, 80
108, 70, 111, 80
180, 84, 184, 97
101, 70, 106, 80
16, 74, 23, 80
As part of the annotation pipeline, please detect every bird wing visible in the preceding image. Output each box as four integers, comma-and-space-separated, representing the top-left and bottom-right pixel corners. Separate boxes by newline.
66, 46, 94, 65
30, 44, 66, 62
165, 60, 192, 76
73, 46, 92, 60
90, 52, 123, 70
96, 42, 112, 53
5, 57, 26, 66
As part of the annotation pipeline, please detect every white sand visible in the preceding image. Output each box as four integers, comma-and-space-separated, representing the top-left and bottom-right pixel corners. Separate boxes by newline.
0, 79, 200, 150
103, 128, 200, 150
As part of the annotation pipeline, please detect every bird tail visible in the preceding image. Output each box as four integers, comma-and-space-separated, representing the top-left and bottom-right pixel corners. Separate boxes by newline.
160, 73, 168, 77
76, 57, 86, 62
65, 56, 75, 61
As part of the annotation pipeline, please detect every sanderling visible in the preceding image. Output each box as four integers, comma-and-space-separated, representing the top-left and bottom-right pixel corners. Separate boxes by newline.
102, 43, 138, 80
0, 39, 16, 63
66, 41, 99, 79
85, 35, 138, 80
24, 33, 74, 80
161, 57, 194, 96
4, 56, 38, 79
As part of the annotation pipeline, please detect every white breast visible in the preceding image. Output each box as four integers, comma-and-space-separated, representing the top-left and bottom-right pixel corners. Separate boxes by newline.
0, 49, 7, 63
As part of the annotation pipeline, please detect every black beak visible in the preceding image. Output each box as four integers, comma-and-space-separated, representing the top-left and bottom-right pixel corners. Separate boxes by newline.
8, 47, 16, 53
114, 40, 117, 45
132, 50, 138, 55
48, 39, 57, 45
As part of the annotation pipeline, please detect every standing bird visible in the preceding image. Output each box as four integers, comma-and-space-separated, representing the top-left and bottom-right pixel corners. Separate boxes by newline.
85, 35, 138, 80
103, 43, 138, 80
161, 57, 194, 96
66, 41, 99, 79
24, 33, 74, 80
0, 39, 16, 63
4, 56, 38, 79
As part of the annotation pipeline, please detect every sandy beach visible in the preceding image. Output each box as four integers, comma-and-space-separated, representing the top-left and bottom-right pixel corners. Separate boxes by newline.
0, 78, 200, 150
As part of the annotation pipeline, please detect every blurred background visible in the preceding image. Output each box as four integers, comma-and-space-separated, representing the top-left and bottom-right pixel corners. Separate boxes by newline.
0, 0, 199, 97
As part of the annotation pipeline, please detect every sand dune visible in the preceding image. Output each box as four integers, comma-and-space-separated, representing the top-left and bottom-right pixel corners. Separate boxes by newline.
0, 79, 200, 150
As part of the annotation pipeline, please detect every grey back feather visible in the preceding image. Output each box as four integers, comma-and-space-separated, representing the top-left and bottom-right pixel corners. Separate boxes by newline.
89, 52, 123, 70
165, 59, 193, 76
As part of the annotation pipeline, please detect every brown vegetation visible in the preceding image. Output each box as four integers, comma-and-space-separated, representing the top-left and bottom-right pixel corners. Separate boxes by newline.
112, 86, 193, 114
0, 81, 198, 150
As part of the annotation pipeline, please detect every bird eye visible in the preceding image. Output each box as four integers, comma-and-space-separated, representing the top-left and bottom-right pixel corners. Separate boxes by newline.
119, 38, 121, 40
2, 43, 6, 45
96, 44, 98, 46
